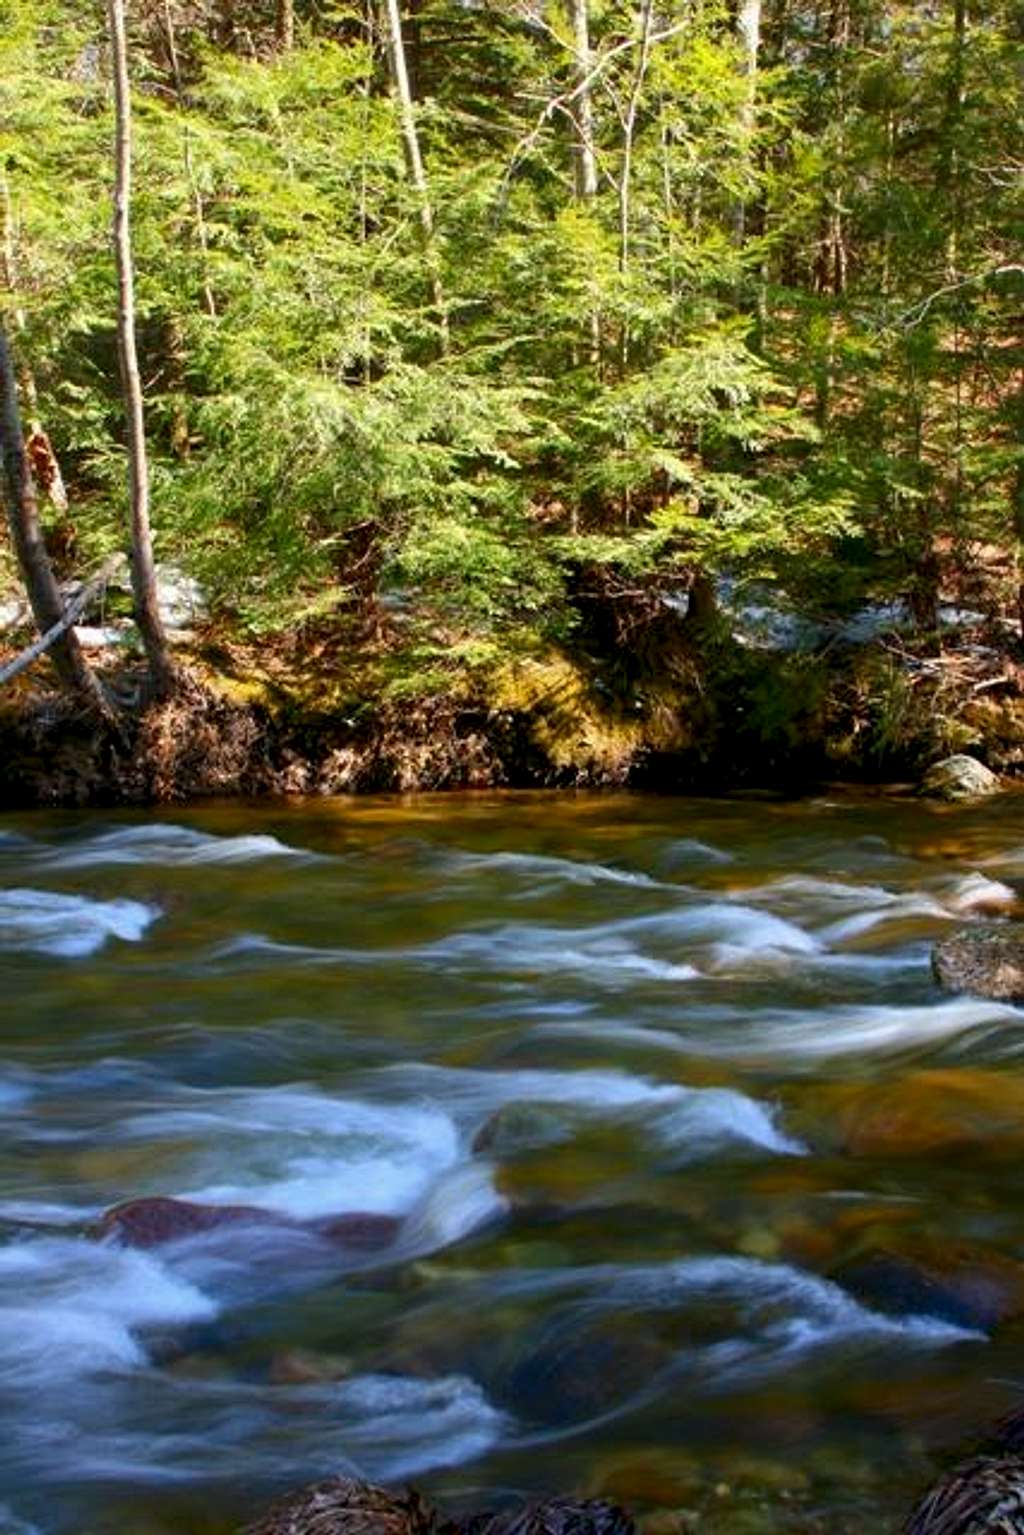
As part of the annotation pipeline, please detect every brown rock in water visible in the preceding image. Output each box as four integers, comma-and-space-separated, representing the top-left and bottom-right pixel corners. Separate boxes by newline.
242, 1478, 438, 1535
315, 1212, 402, 1250
98, 1196, 401, 1253
98, 1195, 295, 1248
904, 1456, 1024, 1535
933, 925, 1024, 1002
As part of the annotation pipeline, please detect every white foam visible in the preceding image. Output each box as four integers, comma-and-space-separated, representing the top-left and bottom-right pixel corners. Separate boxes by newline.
661, 839, 735, 867
938, 872, 1019, 914
41, 824, 308, 870
718, 998, 1017, 1060
117, 1089, 461, 1221
327, 1372, 508, 1477
498, 1255, 979, 1408
0, 1237, 216, 1383
376, 1064, 802, 1161
816, 894, 949, 943
659, 904, 820, 954
402, 1161, 508, 1252
0, 890, 159, 957
654, 1088, 805, 1158
447, 850, 664, 891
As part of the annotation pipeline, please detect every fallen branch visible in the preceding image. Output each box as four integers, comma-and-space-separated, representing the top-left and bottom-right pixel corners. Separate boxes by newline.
0, 554, 125, 687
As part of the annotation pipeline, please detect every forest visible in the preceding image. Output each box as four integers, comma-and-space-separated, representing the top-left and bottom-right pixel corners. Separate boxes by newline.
0, 0, 1021, 800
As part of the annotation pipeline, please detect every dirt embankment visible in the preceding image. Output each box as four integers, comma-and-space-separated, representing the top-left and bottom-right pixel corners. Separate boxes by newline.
2, 634, 1023, 807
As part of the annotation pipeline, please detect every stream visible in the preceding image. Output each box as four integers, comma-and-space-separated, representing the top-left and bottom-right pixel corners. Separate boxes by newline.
1, 790, 1024, 1534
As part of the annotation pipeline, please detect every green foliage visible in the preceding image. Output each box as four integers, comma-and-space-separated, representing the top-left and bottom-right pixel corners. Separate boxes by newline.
1, 0, 1019, 694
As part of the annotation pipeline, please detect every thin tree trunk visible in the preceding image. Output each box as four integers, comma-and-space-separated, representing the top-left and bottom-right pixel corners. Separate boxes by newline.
732, 0, 761, 246
617, 0, 655, 368
108, 0, 176, 698
567, 0, 601, 369
813, 0, 850, 428
618, 0, 655, 281
380, 0, 449, 352
0, 329, 107, 709
275, 0, 294, 51
0, 172, 68, 515
568, 0, 598, 200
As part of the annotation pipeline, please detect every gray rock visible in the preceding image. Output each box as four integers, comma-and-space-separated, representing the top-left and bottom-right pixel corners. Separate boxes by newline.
933, 923, 1024, 1001
920, 754, 1000, 801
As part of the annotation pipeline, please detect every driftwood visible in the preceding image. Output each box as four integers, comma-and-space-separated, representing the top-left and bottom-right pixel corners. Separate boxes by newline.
0, 554, 124, 688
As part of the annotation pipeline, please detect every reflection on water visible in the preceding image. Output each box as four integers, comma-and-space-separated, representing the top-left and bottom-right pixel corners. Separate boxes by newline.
1, 790, 1023, 1533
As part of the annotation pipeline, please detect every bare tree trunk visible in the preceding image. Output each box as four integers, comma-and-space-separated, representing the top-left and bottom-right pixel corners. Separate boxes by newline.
108, 0, 176, 699
380, 0, 449, 352
567, 0, 601, 370
568, 0, 598, 200
0, 329, 107, 709
275, 0, 294, 51
617, 0, 655, 367
732, 0, 761, 245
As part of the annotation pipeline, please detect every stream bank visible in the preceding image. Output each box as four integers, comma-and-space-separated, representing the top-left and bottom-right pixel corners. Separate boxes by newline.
2, 626, 1023, 807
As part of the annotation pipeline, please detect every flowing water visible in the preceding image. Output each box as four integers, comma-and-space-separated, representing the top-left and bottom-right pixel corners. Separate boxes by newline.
1, 790, 1024, 1535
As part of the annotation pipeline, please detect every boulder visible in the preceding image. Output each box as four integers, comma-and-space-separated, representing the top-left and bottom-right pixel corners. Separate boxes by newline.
933, 924, 1024, 1001
471, 1500, 635, 1535
919, 755, 1000, 802
242, 1477, 436, 1535
904, 1455, 1024, 1535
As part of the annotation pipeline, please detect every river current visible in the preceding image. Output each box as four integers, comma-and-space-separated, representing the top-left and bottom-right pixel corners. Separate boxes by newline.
1, 790, 1023, 1534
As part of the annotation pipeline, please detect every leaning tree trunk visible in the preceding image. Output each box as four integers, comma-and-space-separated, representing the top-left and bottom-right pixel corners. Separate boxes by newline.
0, 328, 106, 708
108, 0, 176, 699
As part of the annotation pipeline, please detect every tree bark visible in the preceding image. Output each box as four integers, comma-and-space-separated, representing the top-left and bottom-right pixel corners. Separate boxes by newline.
275, 0, 294, 52
108, 0, 176, 699
568, 0, 598, 201
0, 328, 107, 708
380, 0, 449, 352
733, 0, 762, 245
1, 171, 68, 515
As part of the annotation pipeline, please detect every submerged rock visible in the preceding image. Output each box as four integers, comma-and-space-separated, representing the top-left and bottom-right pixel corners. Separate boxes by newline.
833, 1245, 1024, 1332
98, 1195, 401, 1253
804, 1070, 1024, 1159
933, 925, 1024, 1001
904, 1455, 1024, 1535
919, 755, 1000, 802
97, 1196, 292, 1248
242, 1477, 437, 1535
317, 1212, 402, 1249
502, 1316, 669, 1426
